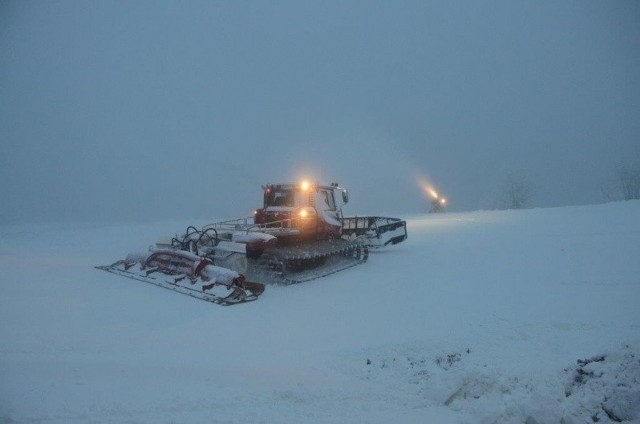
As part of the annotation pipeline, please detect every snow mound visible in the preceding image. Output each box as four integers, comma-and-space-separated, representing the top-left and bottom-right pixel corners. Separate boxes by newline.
347, 342, 640, 424
562, 345, 640, 423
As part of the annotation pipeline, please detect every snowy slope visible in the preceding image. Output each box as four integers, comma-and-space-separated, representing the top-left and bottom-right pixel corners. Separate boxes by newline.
1, 201, 639, 423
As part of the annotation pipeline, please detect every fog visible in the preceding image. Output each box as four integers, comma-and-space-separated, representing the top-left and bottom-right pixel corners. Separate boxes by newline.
1, 1, 639, 224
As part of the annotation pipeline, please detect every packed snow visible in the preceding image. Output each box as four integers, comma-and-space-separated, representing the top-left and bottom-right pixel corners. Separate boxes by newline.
1, 201, 639, 423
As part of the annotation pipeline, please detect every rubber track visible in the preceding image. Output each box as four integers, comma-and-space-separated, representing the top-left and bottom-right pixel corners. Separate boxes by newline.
246, 239, 368, 285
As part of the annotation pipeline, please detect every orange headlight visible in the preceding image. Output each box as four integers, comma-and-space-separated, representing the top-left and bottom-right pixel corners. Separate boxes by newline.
298, 207, 316, 219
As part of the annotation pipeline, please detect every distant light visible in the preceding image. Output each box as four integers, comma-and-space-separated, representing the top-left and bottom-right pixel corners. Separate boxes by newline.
300, 180, 310, 191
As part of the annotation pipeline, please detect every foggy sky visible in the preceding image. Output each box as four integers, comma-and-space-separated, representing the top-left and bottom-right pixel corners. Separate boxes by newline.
1, 1, 639, 224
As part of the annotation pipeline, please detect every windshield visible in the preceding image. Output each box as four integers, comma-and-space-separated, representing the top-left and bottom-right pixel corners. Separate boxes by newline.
264, 187, 337, 210
266, 189, 304, 207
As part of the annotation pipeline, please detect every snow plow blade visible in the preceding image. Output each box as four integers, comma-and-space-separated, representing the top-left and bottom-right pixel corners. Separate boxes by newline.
341, 216, 408, 248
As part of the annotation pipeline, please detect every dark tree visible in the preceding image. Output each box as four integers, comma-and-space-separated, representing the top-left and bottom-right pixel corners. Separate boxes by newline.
616, 161, 640, 201
500, 170, 532, 210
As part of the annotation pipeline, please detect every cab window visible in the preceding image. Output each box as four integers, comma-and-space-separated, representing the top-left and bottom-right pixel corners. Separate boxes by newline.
319, 190, 336, 211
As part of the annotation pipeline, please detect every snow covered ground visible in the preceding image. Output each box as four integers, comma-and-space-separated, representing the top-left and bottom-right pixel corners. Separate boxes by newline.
1, 201, 639, 423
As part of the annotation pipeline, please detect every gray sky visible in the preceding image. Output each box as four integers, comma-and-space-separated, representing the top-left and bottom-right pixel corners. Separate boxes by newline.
1, 0, 639, 224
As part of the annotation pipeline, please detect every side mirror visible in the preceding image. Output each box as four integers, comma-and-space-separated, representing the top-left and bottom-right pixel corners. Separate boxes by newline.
342, 190, 349, 204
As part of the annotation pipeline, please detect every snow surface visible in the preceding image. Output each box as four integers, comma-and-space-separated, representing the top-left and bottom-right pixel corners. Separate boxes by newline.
1, 201, 639, 423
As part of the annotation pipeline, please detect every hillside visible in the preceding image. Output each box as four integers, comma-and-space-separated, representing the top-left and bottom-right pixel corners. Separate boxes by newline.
1, 201, 639, 423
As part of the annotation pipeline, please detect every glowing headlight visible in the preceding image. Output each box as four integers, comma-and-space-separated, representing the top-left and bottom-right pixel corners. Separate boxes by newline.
298, 207, 315, 219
